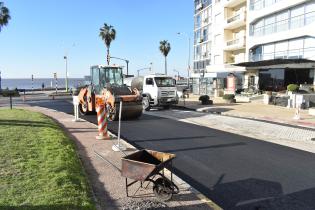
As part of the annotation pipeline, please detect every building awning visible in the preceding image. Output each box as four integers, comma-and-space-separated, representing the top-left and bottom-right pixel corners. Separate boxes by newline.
234, 58, 315, 68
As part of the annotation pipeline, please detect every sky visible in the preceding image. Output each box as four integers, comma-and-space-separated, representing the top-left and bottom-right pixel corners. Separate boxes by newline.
0, 0, 194, 79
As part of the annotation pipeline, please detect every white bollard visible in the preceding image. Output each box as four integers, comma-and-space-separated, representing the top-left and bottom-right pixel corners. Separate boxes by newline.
72, 96, 80, 122
293, 106, 301, 120
112, 100, 126, 152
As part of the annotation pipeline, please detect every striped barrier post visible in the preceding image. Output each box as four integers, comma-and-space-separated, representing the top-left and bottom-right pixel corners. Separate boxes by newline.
96, 103, 110, 140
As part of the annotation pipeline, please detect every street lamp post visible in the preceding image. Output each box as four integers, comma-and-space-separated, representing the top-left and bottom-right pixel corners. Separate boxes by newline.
64, 55, 68, 92
177, 32, 191, 88
110, 56, 130, 75
136, 67, 150, 76
63, 43, 75, 93
173, 69, 179, 79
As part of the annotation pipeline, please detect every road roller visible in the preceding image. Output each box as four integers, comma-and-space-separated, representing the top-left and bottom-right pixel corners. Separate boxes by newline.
77, 65, 143, 120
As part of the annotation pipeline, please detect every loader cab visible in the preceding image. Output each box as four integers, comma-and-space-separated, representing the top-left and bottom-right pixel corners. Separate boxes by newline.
90, 66, 124, 94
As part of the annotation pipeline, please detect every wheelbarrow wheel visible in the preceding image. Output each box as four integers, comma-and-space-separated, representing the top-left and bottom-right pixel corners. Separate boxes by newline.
153, 178, 173, 202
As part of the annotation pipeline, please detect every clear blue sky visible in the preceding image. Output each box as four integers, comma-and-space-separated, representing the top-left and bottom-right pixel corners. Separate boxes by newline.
0, 0, 194, 78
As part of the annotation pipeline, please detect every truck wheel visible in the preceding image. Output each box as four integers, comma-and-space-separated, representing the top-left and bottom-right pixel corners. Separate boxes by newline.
79, 102, 88, 116
163, 105, 170, 110
143, 97, 151, 111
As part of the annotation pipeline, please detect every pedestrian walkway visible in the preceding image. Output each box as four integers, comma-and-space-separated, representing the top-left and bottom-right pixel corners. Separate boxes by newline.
22, 106, 218, 210
176, 95, 315, 129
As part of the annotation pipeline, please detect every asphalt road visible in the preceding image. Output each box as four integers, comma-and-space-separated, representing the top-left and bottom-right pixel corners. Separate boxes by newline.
29, 99, 315, 210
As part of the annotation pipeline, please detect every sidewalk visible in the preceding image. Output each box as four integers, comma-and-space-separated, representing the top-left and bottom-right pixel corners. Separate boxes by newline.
23, 106, 219, 210
176, 95, 315, 129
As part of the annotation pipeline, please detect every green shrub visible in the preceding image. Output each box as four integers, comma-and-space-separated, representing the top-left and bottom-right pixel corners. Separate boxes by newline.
223, 94, 235, 100
1, 88, 20, 97
287, 84, 299, 92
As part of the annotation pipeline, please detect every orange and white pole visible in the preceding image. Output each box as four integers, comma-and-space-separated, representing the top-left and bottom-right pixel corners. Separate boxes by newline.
96, 103, 110, 140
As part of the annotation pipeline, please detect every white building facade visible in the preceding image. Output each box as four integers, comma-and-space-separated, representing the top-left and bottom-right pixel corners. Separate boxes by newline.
193, 0, 315, 94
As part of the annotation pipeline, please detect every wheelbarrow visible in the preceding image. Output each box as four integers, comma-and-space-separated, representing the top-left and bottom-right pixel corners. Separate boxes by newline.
121, 149, 179, 201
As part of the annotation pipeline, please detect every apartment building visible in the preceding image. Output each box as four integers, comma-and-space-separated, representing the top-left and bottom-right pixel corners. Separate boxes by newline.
193, 0, 315, 94
239, 0, 315, 91
193, 0, 247, 95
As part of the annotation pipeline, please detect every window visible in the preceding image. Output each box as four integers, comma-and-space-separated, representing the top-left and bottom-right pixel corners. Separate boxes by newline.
146, 78, 154, 85
202, 27, 208, 41
290, 5, 304, 29
195, 15, 201, 28
306, 1, 315, 24
253, 19, 264, 36
264, 16, 275, 34
304, 37, 315, 59
276, 11, 289, 32
250, 2, 315, 37
263, 44, 274, 60
288, 39, 303, 58
275, 42, 288, 58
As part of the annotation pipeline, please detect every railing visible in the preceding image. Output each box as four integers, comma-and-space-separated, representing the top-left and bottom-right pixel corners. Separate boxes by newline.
227, 14, 241, 23
251, 12, 315, 37
250, 47, 315, 61
226, 37, 245, 47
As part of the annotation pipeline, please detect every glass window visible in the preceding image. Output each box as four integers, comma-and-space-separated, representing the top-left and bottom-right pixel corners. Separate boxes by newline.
288, 39, 303, 58
91, 67, 100, 93
203, 27, 208, 41
195, 15, 201, 28
264, 16, 276, 34
304, 37, 315, 59
305, 2, 315, 25
276, 11, 289, 32
263, 44, 274, 60
253, 19, 264, 36
275, 42, 288, 58
154, 77, 175, 87
290, 5, 305, 29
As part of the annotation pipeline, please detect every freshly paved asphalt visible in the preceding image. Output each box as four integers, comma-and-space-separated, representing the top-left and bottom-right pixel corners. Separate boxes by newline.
30, 100, 315, 210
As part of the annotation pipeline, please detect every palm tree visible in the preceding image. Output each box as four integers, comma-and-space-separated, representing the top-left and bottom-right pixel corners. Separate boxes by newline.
99, 23, 116, 65
0, 2, 10, 32
159, 40, 171, 75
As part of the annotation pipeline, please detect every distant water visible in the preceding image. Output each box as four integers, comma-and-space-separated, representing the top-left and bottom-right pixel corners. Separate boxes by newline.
1, 78, 85, 90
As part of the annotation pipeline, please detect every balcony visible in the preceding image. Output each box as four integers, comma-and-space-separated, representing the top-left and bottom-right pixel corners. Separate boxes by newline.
224, 0, 246, 8
224, 36, 246, 51
224, 9, 246, 29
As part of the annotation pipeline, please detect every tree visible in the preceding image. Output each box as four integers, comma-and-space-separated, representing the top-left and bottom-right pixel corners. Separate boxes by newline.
159, 40, 171, 75
0, 2, 10, 32
99, 23, 116, 65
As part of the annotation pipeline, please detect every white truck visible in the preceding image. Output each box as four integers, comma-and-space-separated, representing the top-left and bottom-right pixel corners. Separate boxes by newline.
126, 74, 178, 111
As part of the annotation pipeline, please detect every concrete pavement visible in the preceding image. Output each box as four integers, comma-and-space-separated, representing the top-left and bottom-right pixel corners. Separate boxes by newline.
176, 95, 315, 129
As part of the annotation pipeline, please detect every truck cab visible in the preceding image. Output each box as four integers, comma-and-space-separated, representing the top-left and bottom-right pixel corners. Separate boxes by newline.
142, 74, 178, 110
